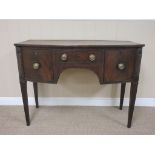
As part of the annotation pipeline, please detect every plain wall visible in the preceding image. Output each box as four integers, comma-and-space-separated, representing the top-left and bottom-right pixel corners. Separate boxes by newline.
0, 20, 154, 98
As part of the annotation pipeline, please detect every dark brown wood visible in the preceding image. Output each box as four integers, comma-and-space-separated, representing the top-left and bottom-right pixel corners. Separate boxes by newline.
20, 81, 30, 126
53, 48, 104, 84
127, 48, 142, 128
133, 48, 142, 81
104, 48, 136, 82
15, 40, 144, 127
22, 47, 54, 82
15, 40, 145, 48
127, 82, 138, 128
33, 82, 39, 108
120, 83, 126, 110
16, 47, 25, 80
54, 48, 102, 64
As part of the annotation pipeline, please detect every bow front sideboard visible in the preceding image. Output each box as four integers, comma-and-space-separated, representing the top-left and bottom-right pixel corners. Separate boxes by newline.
15, 40, 145, 128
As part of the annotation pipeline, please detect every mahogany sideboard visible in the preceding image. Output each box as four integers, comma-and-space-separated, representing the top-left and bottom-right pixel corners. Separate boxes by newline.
15, 40, 145, 128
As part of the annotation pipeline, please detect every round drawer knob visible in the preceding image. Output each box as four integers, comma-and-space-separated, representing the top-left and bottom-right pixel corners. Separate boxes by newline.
33, 62, 40, 70
89, 54, 96, 62
117, 63, 126, 70
61, 53, 68, 61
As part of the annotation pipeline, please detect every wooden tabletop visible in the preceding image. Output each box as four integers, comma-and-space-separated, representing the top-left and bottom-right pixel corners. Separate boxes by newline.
15, 40, 145, 47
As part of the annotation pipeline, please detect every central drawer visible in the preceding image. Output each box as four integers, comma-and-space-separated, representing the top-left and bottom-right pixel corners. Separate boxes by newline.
53, 48, 104, 83
54, 48, 102, 64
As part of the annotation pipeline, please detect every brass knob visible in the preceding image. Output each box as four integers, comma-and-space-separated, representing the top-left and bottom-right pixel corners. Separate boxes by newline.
33, 62, 40, 70
89, 54, 96, 62
61, 53, 68, 61
117, 63, 126, 70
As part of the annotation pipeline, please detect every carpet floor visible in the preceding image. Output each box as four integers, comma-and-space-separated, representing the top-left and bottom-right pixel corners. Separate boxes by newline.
0, 106, 155, 135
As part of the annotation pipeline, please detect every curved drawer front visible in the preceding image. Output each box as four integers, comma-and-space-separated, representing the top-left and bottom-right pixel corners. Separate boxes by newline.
53, 48, 104, 83
22, 47, 53, 82
21, 46, 138, 83
104, 48, 137, 82
54, 48, 102, 64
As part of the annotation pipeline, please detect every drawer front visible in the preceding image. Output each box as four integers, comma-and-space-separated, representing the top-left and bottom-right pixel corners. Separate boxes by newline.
22, 47, 53, 82
104, 48, 136, 82
54, 48, 102, 64
53, 48, 104, 84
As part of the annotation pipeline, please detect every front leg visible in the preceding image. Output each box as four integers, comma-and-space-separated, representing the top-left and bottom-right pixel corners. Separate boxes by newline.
20, 80, 30, 126
127, 82, 138, 128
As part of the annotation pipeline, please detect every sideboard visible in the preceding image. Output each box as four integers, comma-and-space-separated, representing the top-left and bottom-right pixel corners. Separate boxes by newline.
15, 40, 145, 128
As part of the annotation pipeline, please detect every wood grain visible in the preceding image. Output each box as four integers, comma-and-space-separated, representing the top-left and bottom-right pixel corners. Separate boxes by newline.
15, 40, 145, 48
15, 40, 144, 127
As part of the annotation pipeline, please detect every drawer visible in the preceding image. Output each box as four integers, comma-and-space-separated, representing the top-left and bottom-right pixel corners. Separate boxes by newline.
54, 48, 102, 64
22, 47, 53, 82
104, 48, 136, 82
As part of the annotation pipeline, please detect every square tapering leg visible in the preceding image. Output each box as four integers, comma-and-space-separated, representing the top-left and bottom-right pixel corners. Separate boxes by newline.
20, 80, 30, 126
127, 82, 138, 128
119, 83, 126, 110
33, 82, 39, 108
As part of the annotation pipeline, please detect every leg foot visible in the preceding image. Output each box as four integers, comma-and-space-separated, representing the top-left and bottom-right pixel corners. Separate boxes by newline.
26, 122, 30, 126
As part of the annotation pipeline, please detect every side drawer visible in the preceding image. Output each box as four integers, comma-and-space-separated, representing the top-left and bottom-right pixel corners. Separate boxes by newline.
104, 48, 137, 82
22, 47, 54, 82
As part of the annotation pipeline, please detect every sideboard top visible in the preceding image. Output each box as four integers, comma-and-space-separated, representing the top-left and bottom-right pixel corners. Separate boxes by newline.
15, 40, 145, 48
